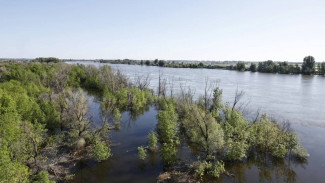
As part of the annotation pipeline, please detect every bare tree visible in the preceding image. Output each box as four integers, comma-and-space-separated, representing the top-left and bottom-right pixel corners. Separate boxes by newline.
197, 78, 219, 112
65, 89, 91, 138
157, 71, 168, 97
253, 108, 261, 123
45, 63, 71, 93
134, 73, 151, 90
232, 87, 245, 111
168, 76, 175, 98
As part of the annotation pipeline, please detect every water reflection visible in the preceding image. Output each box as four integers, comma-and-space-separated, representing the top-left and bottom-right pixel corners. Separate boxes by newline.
216, 151, 308, 183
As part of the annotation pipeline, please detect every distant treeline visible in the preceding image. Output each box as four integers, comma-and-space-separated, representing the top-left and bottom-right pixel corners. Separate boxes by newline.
233, 56, 325, 75
99, 59, 229, 69
98, 56, 325, 75
2, 56, 324, 75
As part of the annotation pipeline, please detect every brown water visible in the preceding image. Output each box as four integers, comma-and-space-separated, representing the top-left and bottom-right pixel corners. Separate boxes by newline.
70, 62, 325, 183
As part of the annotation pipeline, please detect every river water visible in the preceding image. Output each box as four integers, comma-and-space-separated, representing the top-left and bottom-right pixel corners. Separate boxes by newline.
69, 61, 325, 183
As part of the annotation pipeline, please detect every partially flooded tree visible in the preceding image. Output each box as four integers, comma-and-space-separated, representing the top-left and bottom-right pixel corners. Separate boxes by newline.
198, 78, 218, 112
182, 104, 224, 157
65, 88, 90, 143
210, 87, 223, 120
157, 71, 168, 97
156, 99, 179, 164
134, 74, 151, 91
223, 107, 249, 160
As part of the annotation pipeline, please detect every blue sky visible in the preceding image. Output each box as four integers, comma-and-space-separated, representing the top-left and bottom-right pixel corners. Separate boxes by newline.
1, 0, 324, 61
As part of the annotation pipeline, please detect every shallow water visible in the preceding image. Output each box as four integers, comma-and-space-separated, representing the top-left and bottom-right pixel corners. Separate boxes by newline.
69, 62, 325, 183
73, 104, 163, 183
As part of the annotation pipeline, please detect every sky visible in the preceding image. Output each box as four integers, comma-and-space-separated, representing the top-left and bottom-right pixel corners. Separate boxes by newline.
0, 0, 325, 61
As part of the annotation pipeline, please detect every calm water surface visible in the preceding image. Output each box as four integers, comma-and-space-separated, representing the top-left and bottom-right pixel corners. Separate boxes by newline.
70, 61, 325, 183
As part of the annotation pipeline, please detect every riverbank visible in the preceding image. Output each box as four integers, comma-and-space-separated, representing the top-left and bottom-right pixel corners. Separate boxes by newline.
1, 59, 324, 183
94, 57, 325, 76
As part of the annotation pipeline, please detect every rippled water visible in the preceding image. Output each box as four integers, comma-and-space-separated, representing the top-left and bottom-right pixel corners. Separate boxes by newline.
69, 61, 325, 183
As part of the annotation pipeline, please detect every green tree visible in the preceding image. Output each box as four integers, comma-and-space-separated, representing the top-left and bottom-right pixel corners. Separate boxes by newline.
33, 171, 55, 183
236, 62, 246, 71
223, 107, 249, 160
158, 60, 166, 67
320, 62, 325, 75
148, 131, 158, 151
301, 56, 315, 75
250, 63, 257, 72
145, 60, 151, 66
182, 104, 224, 157
157, 101, 178, 143
138, 146, 147, 160
92, 140, 112, 162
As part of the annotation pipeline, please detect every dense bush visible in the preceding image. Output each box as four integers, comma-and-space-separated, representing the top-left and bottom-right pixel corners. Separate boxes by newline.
302, 56, 315, 75
0, 61, 154, 182
236, 62, 246, 71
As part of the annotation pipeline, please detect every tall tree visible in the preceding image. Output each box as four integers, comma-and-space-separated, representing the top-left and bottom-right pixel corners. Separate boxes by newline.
301, 56, 315, 75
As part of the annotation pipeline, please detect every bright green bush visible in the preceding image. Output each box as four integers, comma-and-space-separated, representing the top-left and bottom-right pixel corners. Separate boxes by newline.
148, 131, 158, 151
157, 101, 178, 144
33, 171, 55, 183
138, 146, 147, 160
92, 140, 112, 162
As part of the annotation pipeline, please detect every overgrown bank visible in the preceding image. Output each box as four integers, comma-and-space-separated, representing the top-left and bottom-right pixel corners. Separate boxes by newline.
0, 58, 309, 182
0, 59, 154, 182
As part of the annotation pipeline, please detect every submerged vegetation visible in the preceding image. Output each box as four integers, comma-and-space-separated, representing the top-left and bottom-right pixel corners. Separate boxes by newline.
0, 58, 153, 182
0, 57, 309, 182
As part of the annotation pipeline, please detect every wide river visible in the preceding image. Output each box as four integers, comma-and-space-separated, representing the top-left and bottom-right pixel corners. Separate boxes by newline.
69, 61, 325, 183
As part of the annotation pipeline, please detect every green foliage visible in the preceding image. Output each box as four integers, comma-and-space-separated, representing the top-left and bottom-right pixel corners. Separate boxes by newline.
258, 60, 277, 73
33, 57, 61, 63
138, 146, 147, 160
160, 142, 178, 164
236, 62, 246, 71
320, 62, 325, 75
157, 100, 178, 143
156, 100, 179, 164
114, 108, 122, 122
193, 160, 225, 179
158, 60, 166, 67
102, 86, 152, 113
277, 61, 290, 74
33, 171, 55, 183
302, 56, 315, 75
0, 80, 47, 182
145, 60, 151, 66
223, 108, 249, 160
0, 152, 30, 183
250, 63, 257, 72
249, 115, 296, 158
92, 140, 112, 162
68, 65, 86, 87
0, 61, 310, 182
148, 131, 158, 151
182, 104, 224, 156
209, 161, 225, 178
39, 101, 60, 130
210, 87, 223, 120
